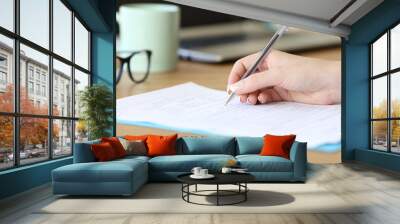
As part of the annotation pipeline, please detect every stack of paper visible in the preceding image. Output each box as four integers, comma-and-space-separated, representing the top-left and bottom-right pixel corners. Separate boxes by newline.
117, 82, 341, 149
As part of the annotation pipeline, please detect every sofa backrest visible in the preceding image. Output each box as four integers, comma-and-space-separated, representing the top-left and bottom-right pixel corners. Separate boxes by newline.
235, 137, 263, 155
176, 136, 236, 155
73, 136, 303, 162
73, 139, 100, 163
236, 137, 304, 157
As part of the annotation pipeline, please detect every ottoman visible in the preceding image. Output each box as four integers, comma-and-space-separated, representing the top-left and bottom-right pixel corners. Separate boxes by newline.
52, 157, 148, 196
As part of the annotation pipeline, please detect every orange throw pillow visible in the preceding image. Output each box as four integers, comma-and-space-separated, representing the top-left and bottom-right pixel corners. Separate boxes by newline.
101, 137, 126, 158
260, 134, 296, 159
91, 142, 117, 161
146, 134, 178, 157
124, 135, 148, 141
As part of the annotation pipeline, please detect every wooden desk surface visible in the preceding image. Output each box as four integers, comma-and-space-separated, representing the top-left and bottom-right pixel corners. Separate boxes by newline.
116, 47, 341, 136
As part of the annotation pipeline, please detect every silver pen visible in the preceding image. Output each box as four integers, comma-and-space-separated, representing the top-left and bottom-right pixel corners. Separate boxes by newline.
225, 25, 287, 105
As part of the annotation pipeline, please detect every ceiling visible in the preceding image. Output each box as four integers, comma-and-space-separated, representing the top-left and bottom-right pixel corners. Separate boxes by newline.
165, 0, 384, 37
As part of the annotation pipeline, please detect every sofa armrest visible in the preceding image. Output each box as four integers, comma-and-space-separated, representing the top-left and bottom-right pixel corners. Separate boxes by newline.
289, 141, 307, 181
74, 142, 98, 163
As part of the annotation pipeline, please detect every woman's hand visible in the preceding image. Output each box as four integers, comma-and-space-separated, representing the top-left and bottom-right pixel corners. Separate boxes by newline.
227, 50, 341, 105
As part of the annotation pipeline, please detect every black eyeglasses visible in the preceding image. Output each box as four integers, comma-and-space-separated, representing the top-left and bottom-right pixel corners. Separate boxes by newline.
116, 50, 152, 84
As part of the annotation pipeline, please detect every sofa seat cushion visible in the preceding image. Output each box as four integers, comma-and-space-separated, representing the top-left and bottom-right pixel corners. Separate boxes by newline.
236, 155, 293, 172
149, 154, 235, 172
117, 155, 150, 163
53, 159, 147, 183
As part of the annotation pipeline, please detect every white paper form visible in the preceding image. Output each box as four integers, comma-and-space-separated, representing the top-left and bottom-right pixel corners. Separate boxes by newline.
117, 82, 341, 148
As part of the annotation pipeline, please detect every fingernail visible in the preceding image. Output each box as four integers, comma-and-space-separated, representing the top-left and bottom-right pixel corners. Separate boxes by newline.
258, 96, 266, 104
226, 85, 232, 94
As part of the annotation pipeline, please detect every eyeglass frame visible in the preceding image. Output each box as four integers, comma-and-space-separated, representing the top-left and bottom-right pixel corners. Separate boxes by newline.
116, 49, 152, 84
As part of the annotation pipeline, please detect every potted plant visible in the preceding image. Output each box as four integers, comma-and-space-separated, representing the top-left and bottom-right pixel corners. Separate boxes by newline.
79, 84, 113, 140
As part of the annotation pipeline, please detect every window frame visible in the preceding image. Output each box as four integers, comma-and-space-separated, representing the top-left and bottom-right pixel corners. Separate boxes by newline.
0, 0, 92, 171
0, 53, 8, 89
370, 20, 400, 154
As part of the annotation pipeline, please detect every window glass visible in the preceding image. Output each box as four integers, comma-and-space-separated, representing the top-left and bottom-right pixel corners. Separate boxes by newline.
75, 120, 88, 143
391, 120, 400, 153
36, 83, 40, 95
19, 117, 49, 165
28, 81, 33, 93
0, 0, 14, 31
0, 116, 14, 170
20, 44, 49, 115
53, 119, 72, 157
372, 33, 387, 76
0, 0, 92, 169
53, 59, 72, 117
391, 72, 400, 118
41, 85, 46, 96
0, 35, 13, 112
74, 18, 89, 70
372, 77, 387, 119
20, 0, 49, 49
391, 24, 400, 70
53, 0, 72, 60
372, 121, 388, 151
74, 69, 89, 118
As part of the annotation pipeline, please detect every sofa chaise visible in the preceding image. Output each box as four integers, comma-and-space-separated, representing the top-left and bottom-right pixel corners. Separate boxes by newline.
52, 136, 307, 196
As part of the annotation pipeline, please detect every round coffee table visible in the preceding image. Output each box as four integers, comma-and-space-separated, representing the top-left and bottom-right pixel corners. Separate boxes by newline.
177, 173, 255, 206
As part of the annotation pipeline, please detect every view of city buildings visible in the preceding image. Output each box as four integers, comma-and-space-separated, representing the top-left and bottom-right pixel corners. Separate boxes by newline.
0, 41, 87, 169
0, 0, 90, 170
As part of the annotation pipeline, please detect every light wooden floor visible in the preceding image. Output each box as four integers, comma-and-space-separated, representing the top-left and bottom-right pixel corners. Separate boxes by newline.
1, 162, 400, 224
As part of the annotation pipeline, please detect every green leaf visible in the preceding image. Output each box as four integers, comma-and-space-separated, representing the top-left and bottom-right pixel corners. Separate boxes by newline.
79, 84, 113, 140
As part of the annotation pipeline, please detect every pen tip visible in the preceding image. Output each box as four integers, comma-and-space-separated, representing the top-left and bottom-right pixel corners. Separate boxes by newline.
225, 92, 235, 106
225, 96, 232, 106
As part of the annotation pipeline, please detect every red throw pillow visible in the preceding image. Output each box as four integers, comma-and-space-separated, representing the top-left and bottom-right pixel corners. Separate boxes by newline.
101, 137, 126, 158
260, 134, 296, 159
146, 134, 178, 157
91, 142, 117, 162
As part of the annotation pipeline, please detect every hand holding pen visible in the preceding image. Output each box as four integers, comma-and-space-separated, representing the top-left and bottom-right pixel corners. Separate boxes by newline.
225, 25, 287, 105
226, 30, 341, 106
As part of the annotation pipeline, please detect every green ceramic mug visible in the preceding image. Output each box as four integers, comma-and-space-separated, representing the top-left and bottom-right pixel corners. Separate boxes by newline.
118, 3, 180, 72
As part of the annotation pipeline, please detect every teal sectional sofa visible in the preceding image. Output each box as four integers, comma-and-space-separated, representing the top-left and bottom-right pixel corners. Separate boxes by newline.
52, 136, 307, 196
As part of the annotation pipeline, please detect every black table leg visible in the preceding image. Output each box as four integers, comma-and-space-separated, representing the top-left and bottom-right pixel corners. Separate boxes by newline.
187, 184, 190, 202
216, 184, 219, 206
195, 184, 198, 192
181, 184, 183, 199
245, 183, 247, 201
